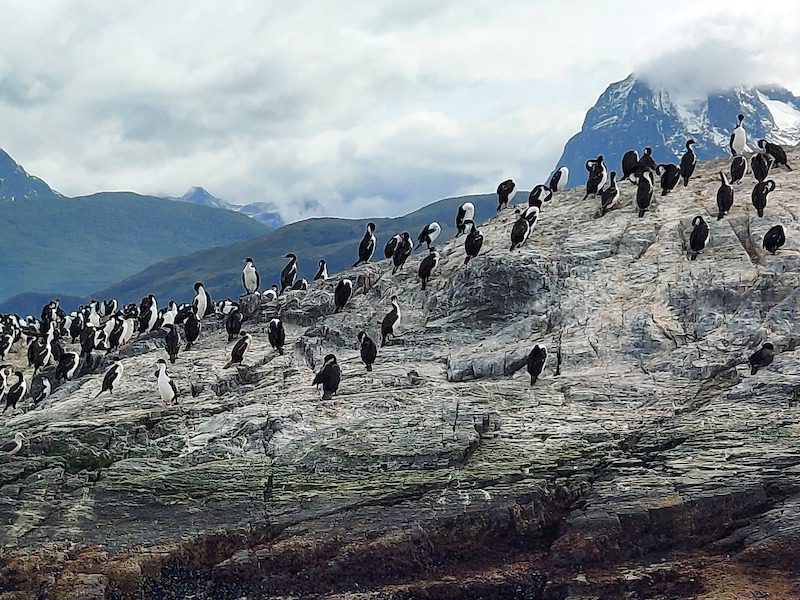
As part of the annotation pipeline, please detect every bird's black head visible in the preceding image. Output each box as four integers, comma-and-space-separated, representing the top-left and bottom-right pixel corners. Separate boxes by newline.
367, 222, 376, 233
763, 342, 774, 350
644, 147, 652, 155
692, 215, 704, 226
609, 170, 617, 178
738, 113, 745, 122
687, 139, 696, 148
194, 282, 203, 291
357, 331, 366, 343
597, 155, 604, 162
244, 257, 254, 263
319, 259, 326, 266
157, 358, 167, 365
323, 354, 337, 364
401, 232, 411, 241
285, 253, 297, 260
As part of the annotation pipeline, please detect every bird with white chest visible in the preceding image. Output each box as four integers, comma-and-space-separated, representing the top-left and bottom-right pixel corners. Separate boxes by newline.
155, 359, 179, 406
242, 257, 260, 294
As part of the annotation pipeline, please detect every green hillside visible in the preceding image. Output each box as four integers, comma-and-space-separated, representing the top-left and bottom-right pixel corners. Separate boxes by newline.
97, 193, 504, 304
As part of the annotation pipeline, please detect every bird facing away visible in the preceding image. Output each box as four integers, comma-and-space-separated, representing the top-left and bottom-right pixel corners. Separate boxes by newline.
312, 354, 341, 400
496, 179, 516, 211
334, 279, 353, 313
268, 319, 286, 355
392, 233, 413, 274
716, 171, 734, 220
418, 248, 440, 291
527, 345, 548, 386
416, 222, 442, 250
280, 254, 298, 293
463, 220, 484, 264
549, 167, 568, 192
751, 180, 776, 218
763, 225, 786, 255
455, 202, 475, 236
164, 324, 180, 363
688, 216, 710, 260
358, 331, 377, 372
758, 139, 791, 170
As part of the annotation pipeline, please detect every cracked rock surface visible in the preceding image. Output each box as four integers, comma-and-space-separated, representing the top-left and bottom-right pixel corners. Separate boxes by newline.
2, 150, 800, 599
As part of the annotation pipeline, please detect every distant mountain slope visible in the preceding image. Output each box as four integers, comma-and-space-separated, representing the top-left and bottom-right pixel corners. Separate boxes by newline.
0, 292, 85, 316
0, 149, 267, 307
97, 193, 503, 304
171, 186, 284, 229
554, 75, 800, 186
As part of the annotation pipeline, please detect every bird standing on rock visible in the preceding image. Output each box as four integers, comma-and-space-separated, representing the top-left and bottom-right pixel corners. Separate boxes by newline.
334, 279, 353, 313
527, 345, 547, 386
353, 223, 377, 267
510, 211, 531, 250
600, 171, 619, 216
0, 432, 24, 458
657, 163, 681, 196
164, 324, 180, 364
268, 319, 286, 355
3, 371, 26, 413
751, 180, 776, 218
380, 296, 401, 347
716, 171, 734, 220
416, 222, 441, 250
763, 225, 786, 255
95, 362, 123, 398
392, 233, 413, 274
496, 179, 516, 211
729, 113, 746, 156
688, 216, 710, 260
680, 140, 697, 186
549, 167, 568, 191
155, 359, 179, 406
193, 282, 214, 319
583, 155, 608, 200
313, 260, 329, 281
280, 254, 298, 293
418, 248, 440, 291
242, 258, 260, 294
749, 343, 774, 375
757, 139, 791, 170
463, 220, 483, 264
312, 354, 341, 400
636, 171, 654, 218
730, 155, 748, 184
751, 152, 772, 183
358, 331, 377, 372
456, 202, 475, 236
224, 332, 251, 369
225, 308, 243, 342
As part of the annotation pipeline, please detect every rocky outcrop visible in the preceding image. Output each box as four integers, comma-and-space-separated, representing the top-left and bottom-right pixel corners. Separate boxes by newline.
2, 150, 800, 598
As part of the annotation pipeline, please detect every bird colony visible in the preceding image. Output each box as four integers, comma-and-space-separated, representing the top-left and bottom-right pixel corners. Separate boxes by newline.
1, 120, 800, 597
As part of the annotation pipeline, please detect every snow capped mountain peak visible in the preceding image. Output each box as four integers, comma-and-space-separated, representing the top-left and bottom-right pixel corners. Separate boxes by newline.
554, 75, 800, 185
178, 186, 229, 209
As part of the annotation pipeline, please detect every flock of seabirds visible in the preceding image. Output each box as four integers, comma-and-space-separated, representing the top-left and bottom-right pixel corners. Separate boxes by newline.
0, 113, 794, 457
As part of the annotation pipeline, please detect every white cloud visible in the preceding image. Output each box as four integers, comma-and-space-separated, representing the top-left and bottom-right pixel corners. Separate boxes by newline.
0, 0, 796, 222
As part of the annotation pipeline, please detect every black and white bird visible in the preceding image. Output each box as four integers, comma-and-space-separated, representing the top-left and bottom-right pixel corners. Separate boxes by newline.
763, 225, 786, 255
380, 296, 401, 347
384, 234, 401, 259
600, 171, 619, 216
55, 352, 79, 383
224, 332, 252, 369
526, 345, 547, 386
268, 318, 286, 355
164, 324, 180, 364
416, 222, 442, 250
138, 294, 158, 334
192, 282, 214, 319
730, 113, 747, 156
262, 285, 279, 302
312, 354, 341, 400
456, 202, 475, 236
183, 310, 201, 350
358, 331, 377, 372
583, 155, 608, 200
292, 278, 308, 291
730, 155, 748, 184
155, 359, 179, 406
621, 149, 639, 182
418, 248, 440, 291
0, 334, 11, 360
225, 308, 243, 342
528, 185, 552, 208
242, 258, 260, 294
636, 171, 654, 218
496, 179, 517, 211
751, 152, 773, 183
752, 180, 776, 218
510, 211, 532, 250
280, 253, 298, 293
392, 233, 413, 274
463, 220, 484, 264
313, 260, 329, 281
688, 215, 710, 260
31, 377, 51, 407
0, 432, 24, 458
95, 361, 123, 398
521, 205, 540, 226
639, 147, 657, 173
679, 140, 697, 186
334, 279, 353, 312
757, 139, 791, 170
749, 343, 774, 375
353, 222, 377, 267
549, 166, 568, 192
716, 171, 734, 220
3, 372, 26, 413
657, 163, 681, 196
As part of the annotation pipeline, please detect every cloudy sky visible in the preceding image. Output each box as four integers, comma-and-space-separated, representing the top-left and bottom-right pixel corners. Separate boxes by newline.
1, 0, 797, 222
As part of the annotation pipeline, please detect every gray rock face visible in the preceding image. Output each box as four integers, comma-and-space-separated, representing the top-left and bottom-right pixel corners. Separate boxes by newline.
2, 150, 800, 598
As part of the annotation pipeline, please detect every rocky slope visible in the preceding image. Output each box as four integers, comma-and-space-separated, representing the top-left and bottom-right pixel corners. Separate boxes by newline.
2, 149, 800, 599
555, 75, 800, 185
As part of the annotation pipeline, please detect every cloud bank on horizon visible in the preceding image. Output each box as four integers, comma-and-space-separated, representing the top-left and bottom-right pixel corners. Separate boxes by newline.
0, 0, 797, 222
